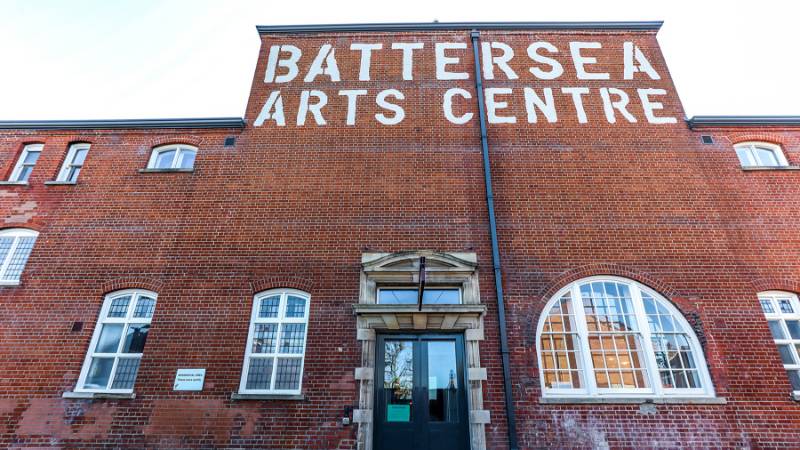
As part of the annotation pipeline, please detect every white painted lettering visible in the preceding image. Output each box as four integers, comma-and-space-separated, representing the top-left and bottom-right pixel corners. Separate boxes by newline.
569, 42, 610, 80
297, 90, 328, 126
435, 43, 469, 80
264, 45, 301, 83
523, 87, 557, 123
351, 43, 383, 81
599, 88, 636, 123
375, 89, 405, 125
443, 88, 473, 124
304, 44, 341, 82
254, 91, 286, 126
637, 88, 676, 124
527, 42, 564, 80
485, 88, 516, 124
391, 42, 424, 80
561, 87, 590, 123
481, 42, 518, 80
338, 89, 368, 126
623, 42, 661, 80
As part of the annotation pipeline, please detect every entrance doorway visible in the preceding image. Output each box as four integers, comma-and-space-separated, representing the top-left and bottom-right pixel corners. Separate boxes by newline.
374, 334, 470, 450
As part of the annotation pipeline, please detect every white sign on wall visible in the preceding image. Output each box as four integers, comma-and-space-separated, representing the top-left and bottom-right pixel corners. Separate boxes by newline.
254, 40, 678, 127
173, 368, 206, 391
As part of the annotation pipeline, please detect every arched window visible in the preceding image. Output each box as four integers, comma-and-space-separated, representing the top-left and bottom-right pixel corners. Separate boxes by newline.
76, 289, 157, 393
758, 291, 800, 395
0, 228, 38, 284
537, 276, 714, 398
734, 142, 788, 168
239, 289, 310, 395
147, 144, 197, 170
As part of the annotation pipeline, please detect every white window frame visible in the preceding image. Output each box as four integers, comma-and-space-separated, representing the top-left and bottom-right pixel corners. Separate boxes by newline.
376, 286, 462, 305
0, 228, 38, 285
75, 289, 158, 394
56, 143, 91, 182
537, 276, 715, 399
8, 143, 43, 183
734, 141, 789, 168
239, 288, 311, 395
758, 290, 800, 396
147, 144, 197, 170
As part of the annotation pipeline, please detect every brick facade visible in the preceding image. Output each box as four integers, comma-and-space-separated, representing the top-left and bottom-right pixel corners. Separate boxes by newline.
1, 22, 799, 448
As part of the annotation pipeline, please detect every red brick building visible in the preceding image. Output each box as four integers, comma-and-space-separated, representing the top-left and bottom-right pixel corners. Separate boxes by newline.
1, 21, 800, 449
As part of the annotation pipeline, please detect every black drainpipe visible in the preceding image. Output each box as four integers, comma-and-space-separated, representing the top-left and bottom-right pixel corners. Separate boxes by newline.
470, 29, 519, 450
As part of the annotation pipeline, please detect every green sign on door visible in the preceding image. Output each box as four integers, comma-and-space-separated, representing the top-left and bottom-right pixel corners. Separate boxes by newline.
387, 404, 411, 422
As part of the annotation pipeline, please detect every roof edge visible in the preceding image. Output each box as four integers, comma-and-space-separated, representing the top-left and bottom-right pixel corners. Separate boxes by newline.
0, 117, 245, 130
688, 116, 800, 129
256, 21, 663, 34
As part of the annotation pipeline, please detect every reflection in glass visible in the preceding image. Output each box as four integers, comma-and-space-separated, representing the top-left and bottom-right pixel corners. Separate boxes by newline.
384, 341, 413, 422
122, 324, 150, 353
85, 357, 114, 389
95, 324, 123, 353
428, 341, 459, 422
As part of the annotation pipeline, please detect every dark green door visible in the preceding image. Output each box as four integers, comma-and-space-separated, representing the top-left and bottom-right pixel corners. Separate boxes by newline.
375, 334, 469, 450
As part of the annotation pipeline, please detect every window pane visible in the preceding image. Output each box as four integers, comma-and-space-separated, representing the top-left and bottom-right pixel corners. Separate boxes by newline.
384, 341, 413, 421
274, 358, 302, 390
16, 166, 33, 182
760, 299, 775, 314
84, 357, 114, 389
2, 236, 35, 281
779, 299, 794, 314
133, 297, 156, 318
778, 344, 796, 364
154, 150, 176, 169
95, 324, 124, 353
258, 295, 280, 318
0, 238, 13, 269
786, 321, 800, 340
110, 358, 141, 389
72, 148, 89, 165
252, 323, 277, 353
735, 147, 754, 167
285, 296, 306, 318
23, 150, 41, 165
428, 341, 458, 422
769, 321, 787, 340
788, 370, 800, 391
108, 296, 131, 318
540, 293, 583, 389
582, 281, 648, 389
755, 147, 779, 166
378, 289, 417, 305
178, 150, 196, 169
279, 323, 306, 353
246, 357, 274, 390
121, 324, 150, 353
378, 288, 461, 305
66, 167, 81, 183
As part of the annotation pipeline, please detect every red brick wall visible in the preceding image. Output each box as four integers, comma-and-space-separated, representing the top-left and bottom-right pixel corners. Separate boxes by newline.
0, 27, 799, 449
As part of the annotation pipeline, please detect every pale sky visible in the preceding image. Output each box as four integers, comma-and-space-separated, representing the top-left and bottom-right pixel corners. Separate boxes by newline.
0, 0, 797, 120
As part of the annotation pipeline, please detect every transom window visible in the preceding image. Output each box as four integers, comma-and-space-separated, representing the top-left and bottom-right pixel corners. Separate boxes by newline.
0, 228, 38, 285
9, 143, 43, 182
147, 144, 197, 170
377, 287, 461, 305
758, 291, 800, 394
537, 276, 714, 398
57, 143, 90, 182
240, 289, 310, 394
734, 142, 788, 168
76, 290, 157, 393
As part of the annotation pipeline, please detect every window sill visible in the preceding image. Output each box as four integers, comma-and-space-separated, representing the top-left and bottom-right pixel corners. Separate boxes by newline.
540, 396, 726, 405
62, 391, 136, 400
741, 166, 800, 171
0, 281, 21, 287
44, 180, 77, 185
230, 392, 305, 401
791, 392, 800, 402
138, 168, 194, 173
0, 181, 28, 186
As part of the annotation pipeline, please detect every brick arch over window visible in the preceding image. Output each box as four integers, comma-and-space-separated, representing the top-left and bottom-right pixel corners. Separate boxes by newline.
99, 277, 164, 296
249, 275, 314, 294
144, 135, 204, 148
538, 264, 680, 304
752, 278, 800, 296
728, 133, 786, 147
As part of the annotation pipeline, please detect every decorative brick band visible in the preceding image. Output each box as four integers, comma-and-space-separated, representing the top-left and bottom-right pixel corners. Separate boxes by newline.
145, 135, 204, 148
539, 263, 679, 301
